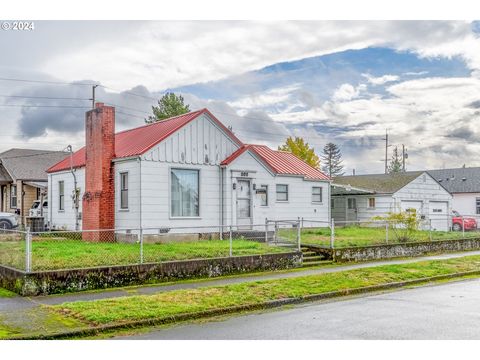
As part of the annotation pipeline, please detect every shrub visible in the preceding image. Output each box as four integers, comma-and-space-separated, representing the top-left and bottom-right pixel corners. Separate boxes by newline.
373, 210, 420, 242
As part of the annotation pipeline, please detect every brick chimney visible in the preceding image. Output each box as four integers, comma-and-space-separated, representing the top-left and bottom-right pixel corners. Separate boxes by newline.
82, 103, 115, 241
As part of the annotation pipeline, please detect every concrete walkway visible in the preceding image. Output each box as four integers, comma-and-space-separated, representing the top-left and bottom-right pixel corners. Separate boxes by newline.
1, 249, 478, 310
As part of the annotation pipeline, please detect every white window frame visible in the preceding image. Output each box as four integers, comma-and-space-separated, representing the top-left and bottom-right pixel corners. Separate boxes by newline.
276, 184, 289, 202
58, 181, 65, 211
10, 184, 17, 209
170, 167, 200, 218
119, 172, 129, 210
312, 186, 322, 203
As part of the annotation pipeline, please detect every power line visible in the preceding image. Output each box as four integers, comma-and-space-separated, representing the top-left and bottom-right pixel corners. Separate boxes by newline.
0, 77, 96, 86
0, 104, 90, 109
0, 94, 91, 101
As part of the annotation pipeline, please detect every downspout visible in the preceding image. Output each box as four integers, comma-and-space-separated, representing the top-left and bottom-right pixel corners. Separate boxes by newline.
67, 145, 79, 231
138, 156, 142, 230
219, 166, 225, 236
327, 180, 331, 223
48, 174, 52, 229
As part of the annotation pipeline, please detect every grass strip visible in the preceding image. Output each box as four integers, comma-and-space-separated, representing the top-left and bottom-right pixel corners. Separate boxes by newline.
51, 255, 480, 325
0, 287, 16, 298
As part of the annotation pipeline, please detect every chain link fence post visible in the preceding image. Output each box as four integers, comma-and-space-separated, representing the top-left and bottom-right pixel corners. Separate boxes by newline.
296, 217, 301, 251
385, 220, 389, 244
429, 219, 433, 241
264, 218, 268, 243
139, 228, 144, 264
229, 225, 233, 257
25, 227, 32, 273
273, 221, 278, 244
330, 218, 335, 249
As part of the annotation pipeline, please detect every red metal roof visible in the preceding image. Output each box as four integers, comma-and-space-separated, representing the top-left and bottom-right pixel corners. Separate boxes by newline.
47, 108, 243, 173
221, 144, 330, 181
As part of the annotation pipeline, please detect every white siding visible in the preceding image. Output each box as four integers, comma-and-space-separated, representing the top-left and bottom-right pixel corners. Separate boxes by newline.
142, 113, 239, 166
224, 151, 330, 226
48, 168, 85, 230
452, 193, 480, 215
114, 160, 141, 229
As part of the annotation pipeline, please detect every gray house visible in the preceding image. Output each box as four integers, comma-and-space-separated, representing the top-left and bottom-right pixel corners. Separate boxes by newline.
428, 167, 480, 216
0, 149, 68, 224
332, 171, 452, 231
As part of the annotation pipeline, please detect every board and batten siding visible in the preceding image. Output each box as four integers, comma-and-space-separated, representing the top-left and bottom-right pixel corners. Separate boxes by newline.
114, 159, 141, 229
48, 168, 85, 230
138, 113, 241, 231
224, 151, 330, 226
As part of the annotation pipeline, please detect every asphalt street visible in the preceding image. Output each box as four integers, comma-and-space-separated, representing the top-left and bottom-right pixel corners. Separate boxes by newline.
119, 278, 480, 339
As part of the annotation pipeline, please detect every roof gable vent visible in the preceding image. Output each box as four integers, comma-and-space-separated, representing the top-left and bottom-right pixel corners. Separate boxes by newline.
462, 177, 467, 181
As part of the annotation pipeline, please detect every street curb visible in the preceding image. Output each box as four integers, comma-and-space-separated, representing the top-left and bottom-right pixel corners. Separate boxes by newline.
8, 269, 480, 340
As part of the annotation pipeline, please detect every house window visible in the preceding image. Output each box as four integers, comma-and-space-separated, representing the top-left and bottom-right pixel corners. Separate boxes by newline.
476, 198, 480, 215
276, 184, 288, 202
10, 185, 17, 209
120, 172, 129, 210
259, 185, 268, 206
36, 188, 41, 200
368, 197, 376, 208
58, 181, 65, 211
347, 198, 356, 209
312, 187, 322, 203
171, 169, 199, 217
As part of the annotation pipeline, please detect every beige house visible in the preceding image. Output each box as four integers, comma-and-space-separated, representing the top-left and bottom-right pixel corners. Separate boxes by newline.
0, 149, 67, 225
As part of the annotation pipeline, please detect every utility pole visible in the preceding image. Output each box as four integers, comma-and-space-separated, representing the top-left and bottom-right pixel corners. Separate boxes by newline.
91, 85, 99, 109
382, 129, 390, 174
402, 144, 408, 172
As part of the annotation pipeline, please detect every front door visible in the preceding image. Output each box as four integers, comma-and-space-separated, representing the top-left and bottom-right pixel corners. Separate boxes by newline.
346, 197, 358, 223
236, 179, 252, 229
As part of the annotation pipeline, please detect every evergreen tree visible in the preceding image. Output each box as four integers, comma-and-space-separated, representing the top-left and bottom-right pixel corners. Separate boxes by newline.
321, 142, 345, 177
388, 146, 403, 174
278, 137, 320, 169
146, 92, 190, 123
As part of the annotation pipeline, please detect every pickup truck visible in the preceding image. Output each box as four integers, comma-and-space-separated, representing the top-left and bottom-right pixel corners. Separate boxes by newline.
0, 212, 19, 230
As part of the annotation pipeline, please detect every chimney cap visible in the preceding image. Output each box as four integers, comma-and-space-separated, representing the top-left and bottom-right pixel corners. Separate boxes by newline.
95, 102, 105, 108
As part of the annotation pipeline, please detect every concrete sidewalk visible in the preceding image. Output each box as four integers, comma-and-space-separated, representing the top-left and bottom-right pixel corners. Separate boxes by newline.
3, 249, 479, 308
1, 250, 480, 339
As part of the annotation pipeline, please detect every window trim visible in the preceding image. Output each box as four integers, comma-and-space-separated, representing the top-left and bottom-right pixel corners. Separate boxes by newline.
311, 186, 323, 204
476, 197, 480, 215
169, 167, 201, 219
58, 180, 65, 212
367, 197, 376, 209
119, 171, 129, 210
276, 184, 289, 202
347, 197, 357, 210
10, 184, 17, 209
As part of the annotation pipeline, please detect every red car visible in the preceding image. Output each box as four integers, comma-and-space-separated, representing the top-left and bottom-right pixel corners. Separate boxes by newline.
452, 211, 477, 231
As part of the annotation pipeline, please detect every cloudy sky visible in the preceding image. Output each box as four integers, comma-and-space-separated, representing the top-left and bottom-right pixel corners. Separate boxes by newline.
1, 20, 480, 174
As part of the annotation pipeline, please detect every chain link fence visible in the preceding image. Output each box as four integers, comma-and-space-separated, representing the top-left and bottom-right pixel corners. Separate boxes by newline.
0, 222, 298, 272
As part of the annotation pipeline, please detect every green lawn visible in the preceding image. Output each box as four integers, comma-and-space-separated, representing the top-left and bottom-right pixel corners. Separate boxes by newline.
0, 288, 16, 298
0, 237, 288, 271
280, 225, 477, 248
51, 255, 480, 325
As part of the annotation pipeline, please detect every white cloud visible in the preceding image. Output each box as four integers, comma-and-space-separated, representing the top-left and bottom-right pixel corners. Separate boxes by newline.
227, 84, 301, 110
362, 73, 400, 85
35, 21, 480, 91
332, 83, 367, 101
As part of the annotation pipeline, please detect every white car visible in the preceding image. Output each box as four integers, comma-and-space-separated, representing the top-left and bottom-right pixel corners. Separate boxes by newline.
0, 212, 19, 230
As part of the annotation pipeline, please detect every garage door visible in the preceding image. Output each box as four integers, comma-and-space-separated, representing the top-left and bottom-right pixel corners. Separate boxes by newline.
400, 200, 423, 215
429, 201, 449, 231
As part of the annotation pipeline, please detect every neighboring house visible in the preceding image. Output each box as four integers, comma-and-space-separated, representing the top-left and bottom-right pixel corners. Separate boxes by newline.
0, 148, 68, 224
428, 167, 480, 216
47, 104, 331, 233
332, 171, 452, 231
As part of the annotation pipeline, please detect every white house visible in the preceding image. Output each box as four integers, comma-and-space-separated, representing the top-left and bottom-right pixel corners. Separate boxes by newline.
428, 167, 480, 216
331, 171, 452, 231
47, 104, 331, 233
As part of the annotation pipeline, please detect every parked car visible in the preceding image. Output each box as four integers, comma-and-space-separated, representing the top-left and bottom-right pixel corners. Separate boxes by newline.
0, 212, 19, 230
29, 200, 48, 219
452, 210, 477, 231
